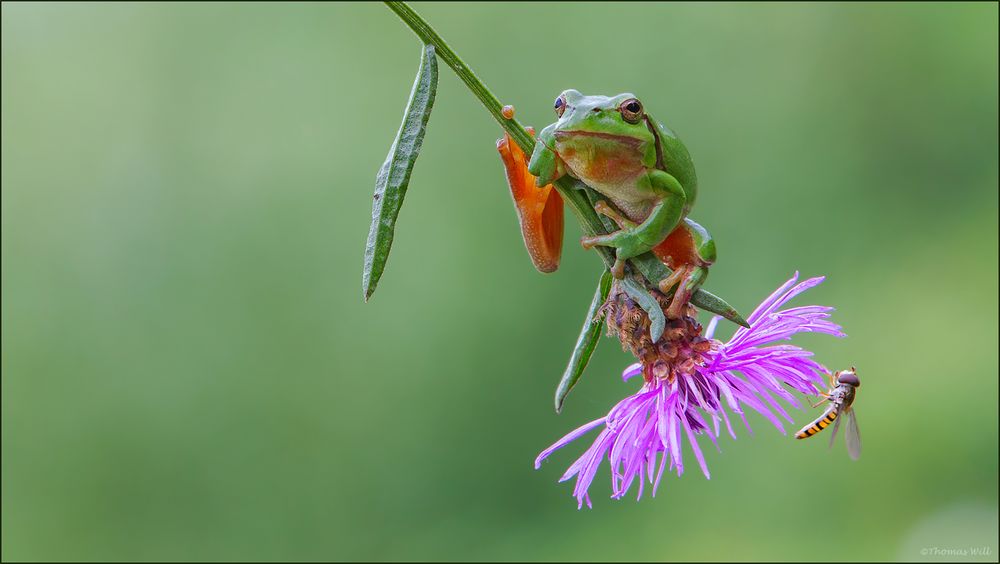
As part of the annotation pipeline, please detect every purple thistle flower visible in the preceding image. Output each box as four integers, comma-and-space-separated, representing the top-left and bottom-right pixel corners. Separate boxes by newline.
534, 273, 845, 509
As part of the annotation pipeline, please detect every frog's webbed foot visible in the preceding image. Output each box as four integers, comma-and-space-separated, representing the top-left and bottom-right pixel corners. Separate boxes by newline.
581, 201, 635, 279
580, 234, 625, 276
658, 264, 708, 319
579, 229, 647, 267
497, 130, 564, 273
657, 266, 688, 297
580, 231, 636, 280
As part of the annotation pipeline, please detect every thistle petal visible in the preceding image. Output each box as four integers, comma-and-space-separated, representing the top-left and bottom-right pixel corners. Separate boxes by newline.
535, 274, 846, 507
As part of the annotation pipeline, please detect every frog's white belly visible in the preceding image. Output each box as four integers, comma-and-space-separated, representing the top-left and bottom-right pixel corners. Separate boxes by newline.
568, 170, 654, 223
553, 132, 655, 223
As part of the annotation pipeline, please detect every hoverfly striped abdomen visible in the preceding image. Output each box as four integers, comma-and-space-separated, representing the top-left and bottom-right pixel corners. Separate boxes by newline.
795, 408, 838, 439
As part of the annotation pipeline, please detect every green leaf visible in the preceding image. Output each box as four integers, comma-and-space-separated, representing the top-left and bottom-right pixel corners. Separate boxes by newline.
362, 44, 438, 302
555, 270, 613, 413
620, 275, 666, 343
690, 287, 749, 328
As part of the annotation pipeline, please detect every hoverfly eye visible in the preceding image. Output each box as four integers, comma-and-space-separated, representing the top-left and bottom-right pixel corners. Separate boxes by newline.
554, 95, 567, 117
619, 98, 643, 124
837, 372, 861, 387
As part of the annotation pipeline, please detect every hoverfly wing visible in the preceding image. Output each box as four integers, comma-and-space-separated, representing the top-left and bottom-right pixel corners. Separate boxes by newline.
844, 407, 862, 460
827, 405, 843, 450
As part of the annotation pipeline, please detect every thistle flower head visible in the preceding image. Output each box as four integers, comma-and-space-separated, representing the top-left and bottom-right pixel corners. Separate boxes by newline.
535, 273, 844, 509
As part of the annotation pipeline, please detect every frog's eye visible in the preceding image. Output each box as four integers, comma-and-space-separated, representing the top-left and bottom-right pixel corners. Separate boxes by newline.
618, 98, 643, 124
554, 95, 567, 118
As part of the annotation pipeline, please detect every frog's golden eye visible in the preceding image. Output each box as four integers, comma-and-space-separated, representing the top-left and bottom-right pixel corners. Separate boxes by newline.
618, 98, 643, 124
554, 95, 567, 118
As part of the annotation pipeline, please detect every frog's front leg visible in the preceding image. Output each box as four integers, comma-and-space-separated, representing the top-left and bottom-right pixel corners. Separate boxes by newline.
581, 169, 687, 275
590, 200, 637, 278
526, 124, 567, 186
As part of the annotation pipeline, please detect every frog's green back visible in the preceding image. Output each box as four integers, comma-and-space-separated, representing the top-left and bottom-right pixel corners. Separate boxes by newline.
654, 120, 698, 208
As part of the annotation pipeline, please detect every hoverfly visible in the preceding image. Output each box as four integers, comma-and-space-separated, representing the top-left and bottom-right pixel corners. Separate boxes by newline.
795, 367, 862, 460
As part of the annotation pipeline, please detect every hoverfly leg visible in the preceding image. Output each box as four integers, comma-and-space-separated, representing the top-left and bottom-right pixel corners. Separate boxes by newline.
810, 395, 830, 409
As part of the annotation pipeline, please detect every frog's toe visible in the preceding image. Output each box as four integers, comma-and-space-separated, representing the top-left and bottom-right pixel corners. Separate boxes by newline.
657, 266, 687, 295
611, 258, 626, 279
593, 200, 636, 230
662, 265, 708, 319
580, 233, 610, 250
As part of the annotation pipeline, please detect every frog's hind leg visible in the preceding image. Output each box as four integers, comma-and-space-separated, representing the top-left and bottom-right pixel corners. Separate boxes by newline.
654, 218, 716, 319
497, 130, 564, 273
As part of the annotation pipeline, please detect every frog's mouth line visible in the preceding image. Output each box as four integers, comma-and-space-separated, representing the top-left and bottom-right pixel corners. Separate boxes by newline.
554, 130, 643, 148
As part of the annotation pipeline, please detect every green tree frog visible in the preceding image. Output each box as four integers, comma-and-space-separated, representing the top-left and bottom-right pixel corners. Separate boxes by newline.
497, 90, 716, 318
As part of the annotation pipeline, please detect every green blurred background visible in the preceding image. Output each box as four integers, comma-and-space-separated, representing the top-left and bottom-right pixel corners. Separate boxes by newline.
2, 2, 997, 561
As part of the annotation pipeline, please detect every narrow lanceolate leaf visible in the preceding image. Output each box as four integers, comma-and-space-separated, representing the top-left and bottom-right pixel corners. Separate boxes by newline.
363, 44, 438, 301
555, 270, 613, 413
690, 287, 749, 328
620, 275, 666, 343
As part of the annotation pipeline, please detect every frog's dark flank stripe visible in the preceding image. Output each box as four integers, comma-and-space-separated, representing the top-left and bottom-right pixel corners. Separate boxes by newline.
795, 409, 839, 439
643, 115, 666, 171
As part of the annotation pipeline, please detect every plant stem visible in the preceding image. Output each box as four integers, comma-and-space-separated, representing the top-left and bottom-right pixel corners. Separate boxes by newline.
383, 1, 615, 264
385, 3, 533, 162
383, 1, 748, 327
